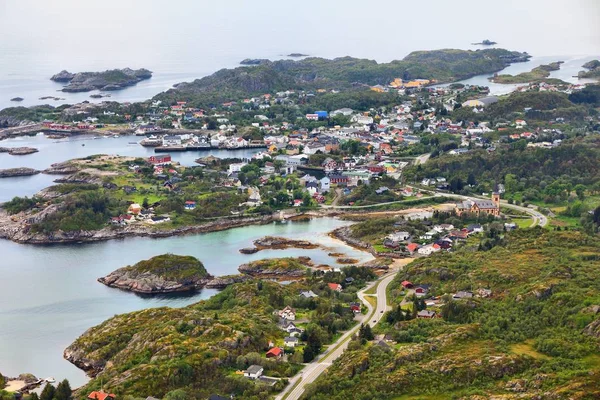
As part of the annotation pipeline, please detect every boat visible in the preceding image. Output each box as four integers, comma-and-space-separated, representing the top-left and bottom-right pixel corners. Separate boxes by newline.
45, 377, 55, 383
82, 143, 85, 146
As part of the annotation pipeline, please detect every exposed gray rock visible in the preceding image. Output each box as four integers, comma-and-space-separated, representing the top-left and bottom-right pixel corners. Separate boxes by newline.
0, 167, 39, 178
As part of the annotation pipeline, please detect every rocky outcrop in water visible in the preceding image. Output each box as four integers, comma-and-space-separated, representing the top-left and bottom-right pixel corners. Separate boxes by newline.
205, 274, 252, 289
51, 68, 152, 92
44, 162, 80, 175
10, 97, 24, 102
0, 167, 39, 178
98, 254, 213, 294
238, 257, 311, 278
0, 147, 38, 155
253, 236, 319, 250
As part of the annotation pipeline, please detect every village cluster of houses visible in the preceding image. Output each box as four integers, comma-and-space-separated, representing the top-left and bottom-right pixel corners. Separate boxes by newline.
401, 280, 493, 319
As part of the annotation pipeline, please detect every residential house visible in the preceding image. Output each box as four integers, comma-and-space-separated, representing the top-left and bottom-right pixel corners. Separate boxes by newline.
350, 302, 361, 313
87, 392, 116, 400
128, 203, 142, 215
417, 310, 436, 319
415, 285, 430, 297
266, 347, 283, 359
417, 243, 441, 255
328, 283, 342, 292
453, 291, 474, 299
406, 243, 420, 254
244, 365, 264, 379
401, 280, 414, 289
278, 306, 296, 321
320, 176, 331, 193
328, 174, 349, 185
284, 337, 299, 347
300, 290, 318, 298
184, 201, 196, 210
228, 162, 248, 176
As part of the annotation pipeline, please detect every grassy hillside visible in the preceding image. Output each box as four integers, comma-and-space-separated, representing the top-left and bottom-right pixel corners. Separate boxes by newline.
119, 254, 209, 280
66, 270, 373, 399
154, 49, 529, 106
303, 229, 600, 399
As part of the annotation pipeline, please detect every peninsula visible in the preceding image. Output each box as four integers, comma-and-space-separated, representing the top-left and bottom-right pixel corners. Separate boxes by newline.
490, 61, 563, 84
578, 59, 600, 79
51, 68, 152, 92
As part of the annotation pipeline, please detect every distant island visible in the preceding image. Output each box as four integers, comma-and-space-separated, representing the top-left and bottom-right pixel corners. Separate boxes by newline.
98, 254, 213, 294
10, 97, 23, 102
240, 58, 270, 65
472, 39, 497, 45
50, 68, 152, 92
490, 61, 564, 84
288, 53, 309, 57
578, 59, 600, 79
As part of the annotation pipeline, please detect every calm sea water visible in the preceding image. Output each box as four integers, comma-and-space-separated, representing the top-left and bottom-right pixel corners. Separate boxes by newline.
0, 0, 599, 109
0, 218, 373, 386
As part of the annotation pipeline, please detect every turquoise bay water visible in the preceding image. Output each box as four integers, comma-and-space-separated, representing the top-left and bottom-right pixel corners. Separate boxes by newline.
0, 218, 373, 386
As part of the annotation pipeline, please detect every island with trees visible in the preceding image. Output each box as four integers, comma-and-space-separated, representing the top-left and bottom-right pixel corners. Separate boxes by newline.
50, 68, 152, 92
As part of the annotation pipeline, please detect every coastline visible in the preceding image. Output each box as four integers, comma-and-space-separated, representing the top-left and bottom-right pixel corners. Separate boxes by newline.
0, 212, 274, 244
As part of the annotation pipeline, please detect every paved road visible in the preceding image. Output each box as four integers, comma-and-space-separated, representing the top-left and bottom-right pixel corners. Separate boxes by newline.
276, 272, 396, 400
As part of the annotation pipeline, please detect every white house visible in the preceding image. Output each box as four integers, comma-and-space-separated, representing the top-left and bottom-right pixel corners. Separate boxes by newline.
320, 176, 331, 193
228, 162, 248, 176
417, 244, 441, 256
284, 336, 299, 347
278, 306, 296, 321
244, 365, 264, 379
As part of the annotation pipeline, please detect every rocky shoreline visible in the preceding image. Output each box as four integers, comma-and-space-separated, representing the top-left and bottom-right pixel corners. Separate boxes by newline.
0, 212, 273, 244
240, 236, 320, 253
330, 226, 408, 259
51, 68, 152, 92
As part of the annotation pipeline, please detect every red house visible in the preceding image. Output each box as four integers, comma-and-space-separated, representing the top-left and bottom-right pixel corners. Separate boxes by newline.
401, 280, 413, 289
367, 165, 385, 174
328, 283, 342, 292
88, 392, 116, 400
266, 347, 283, 359
148, 154, 172, 165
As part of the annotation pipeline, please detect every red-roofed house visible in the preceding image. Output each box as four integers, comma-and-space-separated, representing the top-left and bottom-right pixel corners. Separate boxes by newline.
266, 347, 283, 359
328, 283, 342, 292
406, 243, 420, 254
88, 391, 116, 400
401, 280, 413, 289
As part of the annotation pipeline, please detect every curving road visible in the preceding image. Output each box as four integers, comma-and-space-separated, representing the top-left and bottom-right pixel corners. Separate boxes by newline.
276, 272, 396, 400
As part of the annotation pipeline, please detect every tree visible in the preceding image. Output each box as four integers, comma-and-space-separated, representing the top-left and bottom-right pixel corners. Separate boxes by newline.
303, 345, 315, 362
29, 394, 40, 400
574, 184, 586, 201
39, 383, 56, 400
55, 379, 72, 400
142, 197, 150, 209
504, 174, 518, 194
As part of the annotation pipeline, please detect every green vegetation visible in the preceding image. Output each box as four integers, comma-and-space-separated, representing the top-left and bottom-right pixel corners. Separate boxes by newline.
578, 60, 600, 79
491, 61, 563, 84
304, 229, 600, 399
68, 268, 375, 399
120, 254, 209, 280
154, 49, 529, 107
406, 136, 600, 211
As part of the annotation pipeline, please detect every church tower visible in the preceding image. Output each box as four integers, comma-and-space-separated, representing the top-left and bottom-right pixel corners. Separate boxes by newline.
492, 191, 500, 208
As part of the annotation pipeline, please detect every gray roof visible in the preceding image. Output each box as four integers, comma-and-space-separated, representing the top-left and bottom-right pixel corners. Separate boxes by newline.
246, 365, 263, 374
285, 336, 299, 342
473, 199, 497, 209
